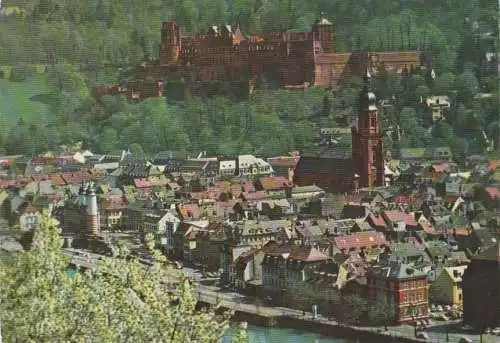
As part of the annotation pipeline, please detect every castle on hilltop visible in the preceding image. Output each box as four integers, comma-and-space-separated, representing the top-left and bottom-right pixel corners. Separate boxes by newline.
94, 13, 425, 101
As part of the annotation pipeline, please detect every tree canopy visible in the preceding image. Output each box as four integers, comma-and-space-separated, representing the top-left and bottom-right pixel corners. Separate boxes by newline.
0, 0, 497, 158
0, 211, 243, 342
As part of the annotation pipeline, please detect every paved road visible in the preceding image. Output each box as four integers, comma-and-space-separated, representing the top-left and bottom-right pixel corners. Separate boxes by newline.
66, 249, 500, 342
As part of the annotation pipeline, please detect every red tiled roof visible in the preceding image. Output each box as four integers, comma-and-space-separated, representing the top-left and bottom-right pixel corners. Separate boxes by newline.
391, 195, 418, 204
31, 174, 50, 182
241, 191, 267, 201
488, 160, 500, 171
179, 203, 200, 219
259, 176, 292, 191
101, 199, 128, 211
242, 182, 255, 193
49, 173, 67, 186
334, 231, 387, 250
53, 156, 76, 166
31, 156, 54, 166
368, 213, 387, 228
0, 179, 17, 188
383, 210, 418, 227
61, 171, 91, 185
214, 181, 231, 193
431, 163, 451, 173
205, 187, 223, 200
485, 187, 500, 200
134, 178, 150, 188
420, 221, 436, 234
290, 245, 328, 262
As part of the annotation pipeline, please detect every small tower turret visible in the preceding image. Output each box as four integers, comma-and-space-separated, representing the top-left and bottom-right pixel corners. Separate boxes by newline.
160, 21, 181, 65
85, 182, 99, 235
311, 12, 335, 53
78, 182, 86, 207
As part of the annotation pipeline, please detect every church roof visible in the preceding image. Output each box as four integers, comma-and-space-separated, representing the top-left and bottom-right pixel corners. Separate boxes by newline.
302, 145, 352, 159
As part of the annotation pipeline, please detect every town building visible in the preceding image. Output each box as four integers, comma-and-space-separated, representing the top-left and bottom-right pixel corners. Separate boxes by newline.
93, 13, 422, 100
462, 243, 500, 330
366, 259, 429, 324
425, 95, 451, 122
429, 265, 467, 308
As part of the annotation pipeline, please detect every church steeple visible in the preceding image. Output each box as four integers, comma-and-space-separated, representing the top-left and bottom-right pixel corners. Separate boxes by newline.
351, 68, 384, 189
359, 68, 377, 112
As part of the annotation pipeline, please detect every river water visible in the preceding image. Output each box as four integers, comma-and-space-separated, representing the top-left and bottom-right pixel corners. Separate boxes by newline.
66, 270, 354, 342
222, 324, 356, 343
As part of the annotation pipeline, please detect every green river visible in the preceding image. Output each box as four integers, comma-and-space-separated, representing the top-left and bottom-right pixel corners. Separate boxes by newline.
222, 324, 356, 343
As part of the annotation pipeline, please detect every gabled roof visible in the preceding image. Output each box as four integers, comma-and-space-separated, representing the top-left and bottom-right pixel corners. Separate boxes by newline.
443, 265, 467, 282
334, 231, 387, 250
289, 245, 328, 262
258, 176, 292, 191
383, 210, 418, 227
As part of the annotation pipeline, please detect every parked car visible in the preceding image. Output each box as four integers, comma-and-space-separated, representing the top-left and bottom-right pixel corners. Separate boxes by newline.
416, 331, 429, 340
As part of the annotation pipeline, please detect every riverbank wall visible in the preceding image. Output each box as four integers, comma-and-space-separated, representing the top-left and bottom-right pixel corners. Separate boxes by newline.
215, 303, 426, 343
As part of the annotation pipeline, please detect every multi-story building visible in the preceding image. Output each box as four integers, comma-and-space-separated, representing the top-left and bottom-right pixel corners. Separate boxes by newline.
462, 243, 500, 330
429, 265, 467, 308
94, 13, 423, 100
366, 259, 429, 324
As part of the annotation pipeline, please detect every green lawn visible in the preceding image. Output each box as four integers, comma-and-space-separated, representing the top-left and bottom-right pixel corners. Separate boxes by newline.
0, 75, 56, 130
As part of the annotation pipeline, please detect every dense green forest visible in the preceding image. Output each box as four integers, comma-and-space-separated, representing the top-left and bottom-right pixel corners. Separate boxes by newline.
0, 0, 498, 158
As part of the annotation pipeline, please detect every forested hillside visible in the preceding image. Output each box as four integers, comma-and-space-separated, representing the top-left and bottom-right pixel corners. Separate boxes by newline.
0, 0, 498, 158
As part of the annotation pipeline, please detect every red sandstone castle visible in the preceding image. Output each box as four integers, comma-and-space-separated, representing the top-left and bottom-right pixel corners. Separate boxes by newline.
94, 14, 423, 101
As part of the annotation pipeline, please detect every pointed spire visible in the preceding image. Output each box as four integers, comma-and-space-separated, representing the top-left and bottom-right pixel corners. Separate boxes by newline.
363, 68, 373, 92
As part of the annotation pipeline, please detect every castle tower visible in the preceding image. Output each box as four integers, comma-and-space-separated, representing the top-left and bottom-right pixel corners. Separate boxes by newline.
351, 69, 384, 188
311, 12, 335, 53
160, 21, 181, 65
85, 182, 99, 236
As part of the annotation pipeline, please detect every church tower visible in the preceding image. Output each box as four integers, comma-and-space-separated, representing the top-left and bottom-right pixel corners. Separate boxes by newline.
351, 70, 384, 188
311, 12, 335, 53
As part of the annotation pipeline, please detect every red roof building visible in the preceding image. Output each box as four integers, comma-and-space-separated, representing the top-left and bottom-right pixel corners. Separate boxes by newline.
49, 173, 67, 187
133, 178, 150, 189
334, 231, 387, 251
382, 210, 419, 229
258, 176, 293, 191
